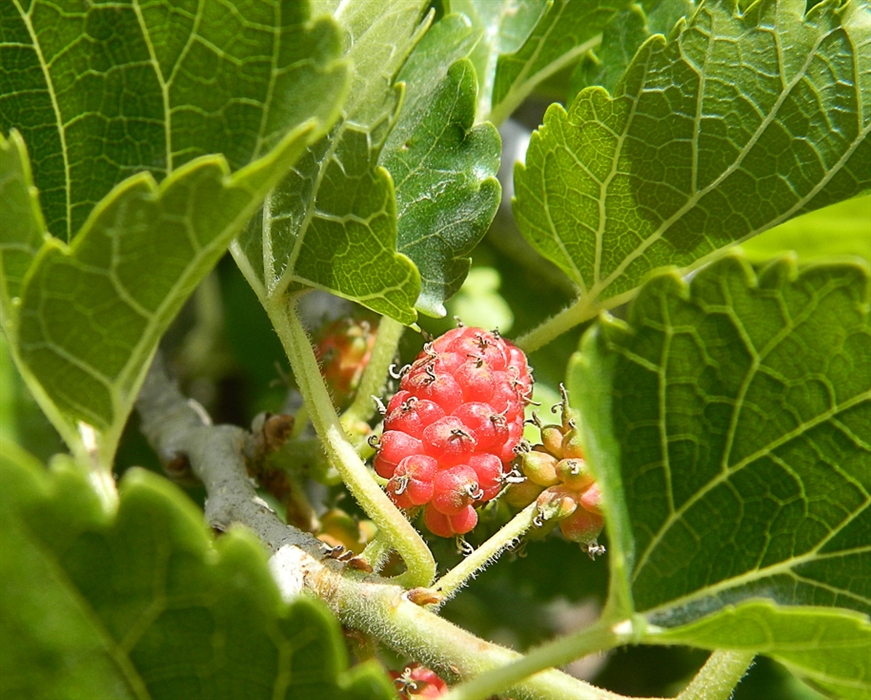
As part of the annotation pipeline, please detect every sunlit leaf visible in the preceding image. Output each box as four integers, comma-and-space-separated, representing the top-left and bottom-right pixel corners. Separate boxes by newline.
569, 0, 695, 99
570, 254, 870, 628
647, 601, 871, 700
515, 0, 871, 316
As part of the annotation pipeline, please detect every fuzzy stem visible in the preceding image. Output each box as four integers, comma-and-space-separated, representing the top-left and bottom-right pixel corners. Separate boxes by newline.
515, 295, 597, 353
430, 501, 539, 605
442, 619, 635, 700
676, 651, 755, 700
136, 357, 621, 700
342, 314, 405, 425
515, 287, 640, 353
269, 296, 435, 588
360, 530, 394, 573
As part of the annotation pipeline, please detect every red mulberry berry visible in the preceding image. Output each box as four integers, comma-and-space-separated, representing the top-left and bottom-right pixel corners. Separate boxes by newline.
375, 326, 533, 536
390, 663, 448, 699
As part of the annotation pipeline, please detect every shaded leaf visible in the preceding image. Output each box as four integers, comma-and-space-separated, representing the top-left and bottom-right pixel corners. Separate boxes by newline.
1, 123, 317, 462
381, 14, 501, 316
236, 1, 429, 324
450, 0, 551, 120
0, 0, 349, 240
569, 0, 695, 99
570, 254, 870, 628
647, 601, 871, 700
0, 445, 394, 700
515, 0, 871, 314
0, 130, 44, 310
489, 0, 631, 124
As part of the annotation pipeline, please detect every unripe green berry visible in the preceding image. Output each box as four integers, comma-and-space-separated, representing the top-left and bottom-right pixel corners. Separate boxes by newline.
503, 478, 544, 508
521, 449, 560, 487
579, 482, 603, 515
555, 458, 595, 491
540, 424, 565, 458
559, 507, 604, 545
536, 485, 579, 522
560, 428, 585, 460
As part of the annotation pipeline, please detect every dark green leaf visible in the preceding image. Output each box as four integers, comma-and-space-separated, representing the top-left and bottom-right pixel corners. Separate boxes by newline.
569, 0, 695, 99
1, 124, 317, 462
0, 0, 349, 240
450, 0, 551, 120
570, 254, 870, 627
381, 14, 501, 317
489, 0, 631, 124
235, 1, 429, 324
0, 446, 394, 700
515, 0, 871, 311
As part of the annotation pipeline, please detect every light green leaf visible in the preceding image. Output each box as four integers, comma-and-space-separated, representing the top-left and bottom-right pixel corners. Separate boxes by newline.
0, 445, 394, 700
1, 123, 317, 464
569, 254, 870, 628
647, 601, 871, 700
515, 0, 871, 318
381, 14, 501, 317
569, 0, 696, 100
740, 195, 871, 264
488, 0, 632, 124
0, 0, 349, 241
235, 1, 429, 324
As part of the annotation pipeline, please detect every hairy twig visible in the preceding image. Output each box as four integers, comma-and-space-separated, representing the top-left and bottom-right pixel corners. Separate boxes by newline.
135, 355, 629, 700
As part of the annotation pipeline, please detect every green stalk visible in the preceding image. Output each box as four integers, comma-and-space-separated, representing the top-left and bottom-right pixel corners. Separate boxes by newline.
442, 619, 631, 700
676, 651, 755, 700
430, 501, 539, 605
515, 287, 638, 353
269, 295, 435, 587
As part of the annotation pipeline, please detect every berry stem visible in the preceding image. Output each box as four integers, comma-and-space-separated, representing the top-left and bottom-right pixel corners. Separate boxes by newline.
360, 529, 394, 573
269, 294, 435, 587
342, 315, 405, 425
514, 288, 636, 353
430, 501, 539, 604
442, 618, 630, 700
673, 651, 755, 700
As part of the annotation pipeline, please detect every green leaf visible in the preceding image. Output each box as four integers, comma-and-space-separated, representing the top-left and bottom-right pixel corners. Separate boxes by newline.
647, 601, 871, 700
740, 195, 871, 264
0, 130, 44, 311
0, 445, 394, 700
568, 0, 696, 99
450, 0, 551, 120
569, 254, 870, 628
515, 0, 871, 316
488, 0, 632, 124
0, 0, 349, 240
1, 124, 317, 464
235, 1, 429, 324
381, 14, 502, 317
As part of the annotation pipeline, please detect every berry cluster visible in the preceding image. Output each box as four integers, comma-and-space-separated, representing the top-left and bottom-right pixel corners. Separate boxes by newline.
374, 326, 533, 537
505, 389, 605, 555
315, 317, 377, 408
